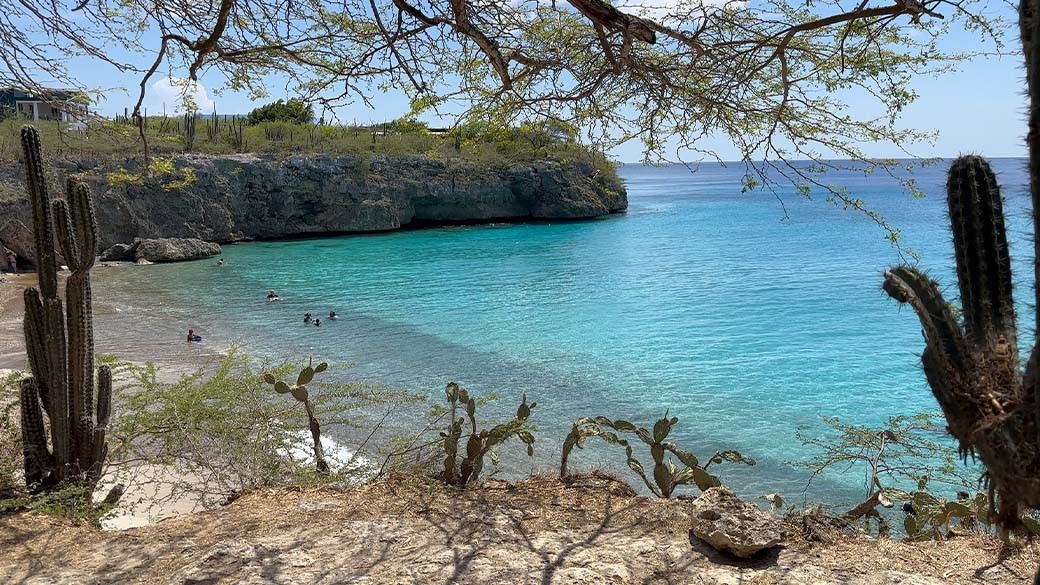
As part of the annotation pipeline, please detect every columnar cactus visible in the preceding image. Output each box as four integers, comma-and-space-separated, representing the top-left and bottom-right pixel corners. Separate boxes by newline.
19, 125, 112, 492
884, 0, 1040, 543
883, 155, 1038, 533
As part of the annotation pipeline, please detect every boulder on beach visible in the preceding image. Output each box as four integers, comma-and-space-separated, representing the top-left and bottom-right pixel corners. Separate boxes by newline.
0, 219, 34, 264
133, 238, 222, 263
688, 487, 782, 558
100, 242, 135, 262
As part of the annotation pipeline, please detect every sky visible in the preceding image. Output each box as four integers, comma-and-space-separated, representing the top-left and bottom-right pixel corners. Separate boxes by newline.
39, 2, 1031, 163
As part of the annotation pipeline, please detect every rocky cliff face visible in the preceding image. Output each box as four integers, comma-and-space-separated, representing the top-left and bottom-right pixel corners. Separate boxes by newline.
0, 153, 626, 262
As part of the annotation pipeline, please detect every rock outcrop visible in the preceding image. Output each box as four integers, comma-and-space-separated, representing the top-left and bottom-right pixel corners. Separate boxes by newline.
688, 486, 783, 558
0, 153, 627, 261
132, 238, 222, 263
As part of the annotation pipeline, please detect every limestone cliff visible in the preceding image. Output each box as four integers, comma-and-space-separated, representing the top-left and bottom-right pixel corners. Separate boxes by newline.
0, 153, 626, 261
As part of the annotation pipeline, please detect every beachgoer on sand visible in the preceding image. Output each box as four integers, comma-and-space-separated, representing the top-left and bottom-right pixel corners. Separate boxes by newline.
5, 251, 16, 273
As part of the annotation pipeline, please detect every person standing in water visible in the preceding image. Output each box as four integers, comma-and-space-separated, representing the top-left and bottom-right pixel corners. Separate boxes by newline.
187, 329, 196, 343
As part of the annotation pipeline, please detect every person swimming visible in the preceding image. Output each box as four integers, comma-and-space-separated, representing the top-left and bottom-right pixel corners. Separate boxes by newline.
267, 290, 282, 302
304, 313, 313, 324
313, 318, 321, 327
217, 258, 225, 266
329, 311, 338, 320
187, 329, 201, 343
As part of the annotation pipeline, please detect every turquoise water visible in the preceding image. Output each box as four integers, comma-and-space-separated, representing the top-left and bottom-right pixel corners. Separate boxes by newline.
92, 159, 1033, 505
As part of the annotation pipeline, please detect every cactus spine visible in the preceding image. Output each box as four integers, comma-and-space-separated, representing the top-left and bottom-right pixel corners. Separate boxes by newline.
19, 125, 111, 492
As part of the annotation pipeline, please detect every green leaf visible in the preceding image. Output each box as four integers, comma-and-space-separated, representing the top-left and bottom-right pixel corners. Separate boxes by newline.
653, 417, 670, 443
691, 467, 721, 491
274, 381, 291, 394
670, 448, 700, 470
517, 395, 530, 420
882, 488, 912, 502
944, 501, 973, 518
296, 366, 314, 386
290, 385, 308, 402
654, 463, 673, 497
612, 419, 636, 432
905, 514, 920, 536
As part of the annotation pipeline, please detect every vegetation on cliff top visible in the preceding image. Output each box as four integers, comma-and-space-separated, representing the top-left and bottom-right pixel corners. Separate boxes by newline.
0, 115, 612, 170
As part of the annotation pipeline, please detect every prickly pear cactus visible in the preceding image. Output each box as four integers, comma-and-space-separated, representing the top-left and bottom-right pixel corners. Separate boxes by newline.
19, 125, 112, 492
262, 359, 330, 474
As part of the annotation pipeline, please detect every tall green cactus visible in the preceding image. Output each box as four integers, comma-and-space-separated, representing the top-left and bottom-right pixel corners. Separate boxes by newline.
885, 1, 1040, 550
18, 125, 111, 492
882, 158, 1039, 533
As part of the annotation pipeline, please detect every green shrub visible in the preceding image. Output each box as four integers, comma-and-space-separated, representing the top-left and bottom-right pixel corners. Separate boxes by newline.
247, 99, 314, 125
107, 349, 415, 501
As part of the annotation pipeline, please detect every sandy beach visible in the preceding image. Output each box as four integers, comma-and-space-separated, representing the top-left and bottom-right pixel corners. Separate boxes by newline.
1, 269, 235, 530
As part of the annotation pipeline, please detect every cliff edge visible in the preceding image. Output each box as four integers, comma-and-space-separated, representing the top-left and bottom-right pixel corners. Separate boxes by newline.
0, 153, 627, 259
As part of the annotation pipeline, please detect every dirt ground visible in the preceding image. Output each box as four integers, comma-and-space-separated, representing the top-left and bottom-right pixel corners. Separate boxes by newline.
0, 473, 1036, 585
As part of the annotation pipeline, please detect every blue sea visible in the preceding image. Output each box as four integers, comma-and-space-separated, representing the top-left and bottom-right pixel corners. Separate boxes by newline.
91, 159, 1034, 507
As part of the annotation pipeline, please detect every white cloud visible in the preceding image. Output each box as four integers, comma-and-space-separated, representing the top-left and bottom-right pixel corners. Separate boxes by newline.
148, 77, 215, 114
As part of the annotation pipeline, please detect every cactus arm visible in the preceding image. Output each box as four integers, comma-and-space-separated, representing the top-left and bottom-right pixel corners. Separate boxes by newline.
52, 198, 81, 272
65, 274, 95, 466
23, 288, 49, 392
20, 378, 50, 489
69, 181, 97, 270
947, 156, 1017, 352
20, 126, 58, 300
882, 267, 967, 366
42, 298, 70, 482
88, 365, 113, 482
1025, 0, 1040, 337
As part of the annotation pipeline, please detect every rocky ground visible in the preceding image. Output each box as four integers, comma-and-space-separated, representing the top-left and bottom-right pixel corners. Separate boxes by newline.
1, 473, 1036, 585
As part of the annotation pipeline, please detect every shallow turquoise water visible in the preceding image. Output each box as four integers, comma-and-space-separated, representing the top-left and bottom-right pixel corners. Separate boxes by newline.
93, 159, 1033, 505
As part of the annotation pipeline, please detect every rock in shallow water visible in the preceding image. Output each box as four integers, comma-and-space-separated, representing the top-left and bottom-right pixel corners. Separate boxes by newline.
133, 238, 221, 263
99, 242, 134, 262
689, 487, 782, 558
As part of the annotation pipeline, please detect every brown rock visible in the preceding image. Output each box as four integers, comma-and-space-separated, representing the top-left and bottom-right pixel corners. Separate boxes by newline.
689, 487, 782, 558
134, 238, 221, 263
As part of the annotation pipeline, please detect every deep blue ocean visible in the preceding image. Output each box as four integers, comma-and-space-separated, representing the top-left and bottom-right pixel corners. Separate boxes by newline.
92, 159, 1034, 506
